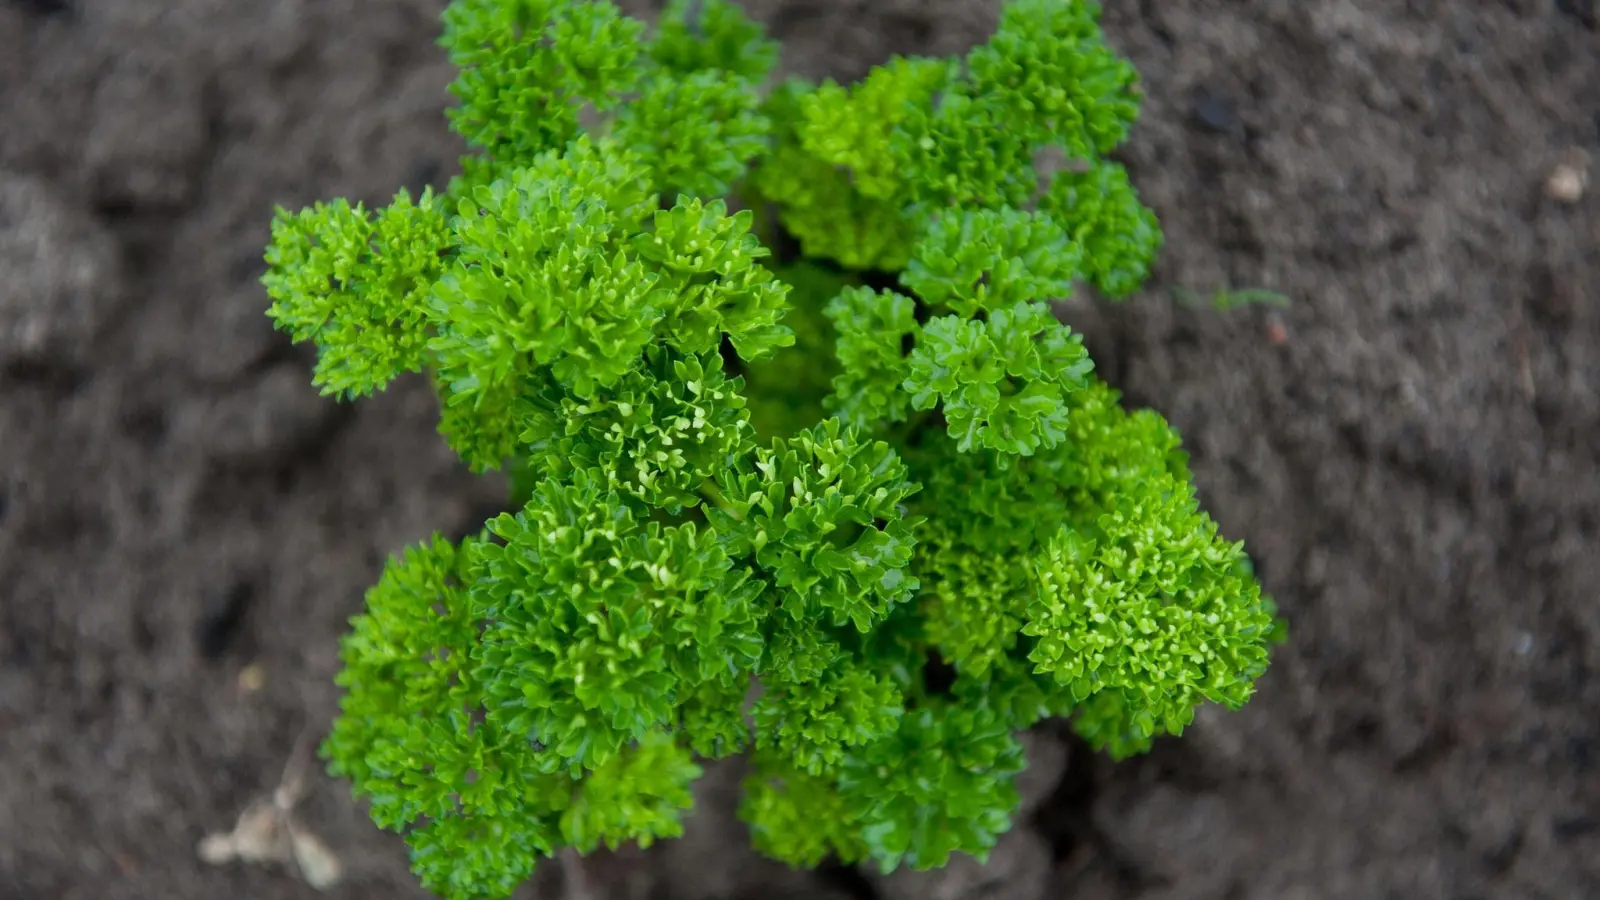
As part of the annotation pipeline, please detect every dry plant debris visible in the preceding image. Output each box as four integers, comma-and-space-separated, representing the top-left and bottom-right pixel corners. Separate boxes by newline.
196, 730, 343, 890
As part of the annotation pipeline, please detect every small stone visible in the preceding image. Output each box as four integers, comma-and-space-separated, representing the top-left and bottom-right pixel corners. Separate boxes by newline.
237, 662, 266, 694
1545, 148, 1590, 204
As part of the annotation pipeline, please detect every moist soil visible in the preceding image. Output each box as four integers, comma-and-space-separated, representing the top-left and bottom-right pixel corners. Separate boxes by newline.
2, 1, 1597, 899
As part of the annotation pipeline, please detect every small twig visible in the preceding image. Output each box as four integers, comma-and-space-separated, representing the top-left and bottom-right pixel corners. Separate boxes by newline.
1512, 330, 1536, 402
1509, 295, 1537, 403
274, 726, 316, 810
1174, 284, 1292, 311
1212, 287, 1292, 311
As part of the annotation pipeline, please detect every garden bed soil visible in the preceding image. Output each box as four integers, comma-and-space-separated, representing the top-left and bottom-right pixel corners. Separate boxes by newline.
1, 1, 1597, 899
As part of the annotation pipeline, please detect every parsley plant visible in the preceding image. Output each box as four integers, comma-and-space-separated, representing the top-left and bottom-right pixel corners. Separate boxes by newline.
261, 1, 1286, 897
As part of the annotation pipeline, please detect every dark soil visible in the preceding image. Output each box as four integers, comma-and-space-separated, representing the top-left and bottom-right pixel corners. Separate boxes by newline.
2, 1, 1597, 899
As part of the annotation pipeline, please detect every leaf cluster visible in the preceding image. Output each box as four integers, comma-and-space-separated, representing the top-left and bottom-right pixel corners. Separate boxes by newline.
748, 0, 1161, 295
262, 2, 1286, 898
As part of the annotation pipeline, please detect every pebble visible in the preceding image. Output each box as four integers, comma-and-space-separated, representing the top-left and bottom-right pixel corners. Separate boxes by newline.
1545, 148, 1590, 204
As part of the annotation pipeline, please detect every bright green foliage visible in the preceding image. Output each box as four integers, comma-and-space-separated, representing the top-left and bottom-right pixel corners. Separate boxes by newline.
796, 57, 955, 203
262, 189, 451, 398
708, 419, 923, 634
823, 285, 918, 429
472, 469, 767, 775
430, 138, 660, 403
1024, 478, 1277, 753
894, 90, 1041, 211
265, 2, 1284, 898
742, 748, 869, 867
650, 0, 779, 80
514, 347, 755, 513
965, 0, 1141, 158
439, 0, 644, 166
439, 0, 779, 196
752, 0, 1156, 274
612, 70, 771, 199
749, 59, 950, 270
323, 534, 706, 899
554, 728, 702, 852
838, 702, 1025, 870
751, 646, 905, 775
901, 208, 1083, 316
1040, 159, 1164, 298
904, 302, 1095, 456
635, 197, 792, 359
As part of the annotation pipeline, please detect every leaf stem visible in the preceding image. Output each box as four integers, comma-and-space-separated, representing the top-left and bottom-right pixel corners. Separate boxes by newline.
699, 479, 742, 520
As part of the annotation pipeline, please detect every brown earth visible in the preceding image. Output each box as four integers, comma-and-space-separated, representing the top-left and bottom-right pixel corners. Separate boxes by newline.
1, 1, 1597, 899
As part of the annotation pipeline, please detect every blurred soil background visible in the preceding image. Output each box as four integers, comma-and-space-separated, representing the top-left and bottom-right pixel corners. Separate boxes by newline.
1, 1, 1597, 898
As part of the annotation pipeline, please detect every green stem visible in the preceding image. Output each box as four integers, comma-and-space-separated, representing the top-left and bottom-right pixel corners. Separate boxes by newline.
699, 480, 742, 520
